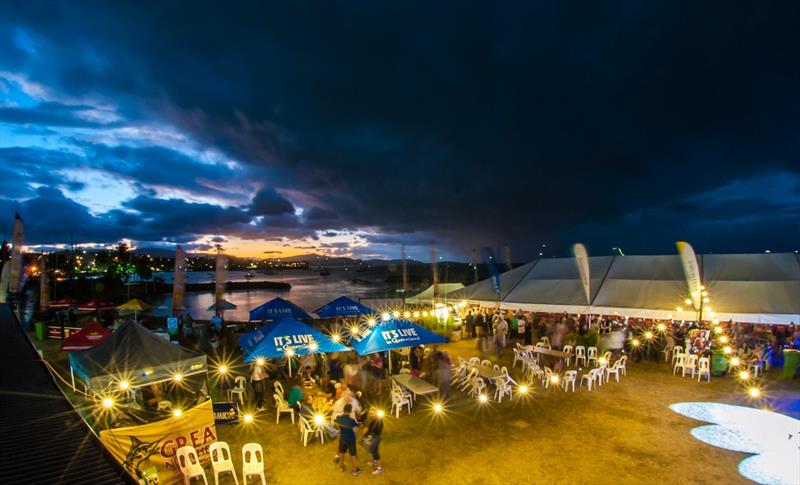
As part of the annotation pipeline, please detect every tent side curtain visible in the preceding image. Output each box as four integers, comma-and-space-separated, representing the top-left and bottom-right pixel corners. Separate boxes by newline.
459, 252, 800, 324
406, 283, 465, 304
68, 321, 206, 393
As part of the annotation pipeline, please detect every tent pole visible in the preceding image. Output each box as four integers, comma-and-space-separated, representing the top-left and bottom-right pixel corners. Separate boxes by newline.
388, 351, 392, 374
288, 357, 292, 378
70, 365, 75, 389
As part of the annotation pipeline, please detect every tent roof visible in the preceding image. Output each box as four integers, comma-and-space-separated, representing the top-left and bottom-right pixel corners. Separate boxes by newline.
69, 321, 205, 391
249, 297, 311, 321
239, 317, 349, 361
314, 296, 375, 318
61, 322, 112, 351
406, 283, 465, 304
458, 252, 800, 323
349, 319, 448, 355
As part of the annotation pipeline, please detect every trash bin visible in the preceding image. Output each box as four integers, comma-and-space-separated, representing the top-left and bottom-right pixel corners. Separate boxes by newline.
783, 349, 800, 379
34, 322, 45, 341
711, 352, 728, 376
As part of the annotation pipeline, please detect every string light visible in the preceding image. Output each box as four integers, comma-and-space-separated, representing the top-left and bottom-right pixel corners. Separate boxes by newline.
349, 325, 360, 336
478, 393, 488, 403
598, 357, 607, 365
367, 318, 376, 327
748, 387, 760, 398
719, 335, 729, 344
644, 331, 654, 340
550, 375, 559, 385
413, 311, 420, 318
403, 311, 411, 319
739, 370, 750, 380
256, 357, 266, 366
331, 334, 341, 342
684, 298, 692, 305
723, 346, 732, 354
422, 311, 429, 317
392, 311, 400, 319
217, 365, 228, 375
730, 357, 741, 367
173, 373, 183, 382
314, 414, 325, 425
118, 380, 130, 390
382, 313, 391, 321
518, 384, 529, 394
713, 326, 723, 334
308, 342, 318, 352
243, 413, 253, 423
173, 408, 183, 417
631, 339, 640, 347
676, 307, 683, 312
656, 323, 666, 332
376, 409, 385, 418
285, 348, 295, 357
433, 403, 443, 413
102, 397, 114, 409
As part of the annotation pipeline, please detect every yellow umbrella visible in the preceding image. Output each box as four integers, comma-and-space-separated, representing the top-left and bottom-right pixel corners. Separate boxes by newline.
116, 298, 152, 322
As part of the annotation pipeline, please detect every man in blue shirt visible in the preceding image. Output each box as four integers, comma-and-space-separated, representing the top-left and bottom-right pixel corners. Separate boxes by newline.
333, 404, 361, 475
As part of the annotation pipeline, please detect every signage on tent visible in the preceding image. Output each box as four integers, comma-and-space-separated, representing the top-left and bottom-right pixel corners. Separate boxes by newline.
273, 334, 315, 350
265, 307, 292, 317
381, 328, 419, 344
335, 305, 360, 312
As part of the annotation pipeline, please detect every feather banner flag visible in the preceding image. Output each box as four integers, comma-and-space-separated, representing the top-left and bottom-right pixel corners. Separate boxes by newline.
572, 243, 591, 305
676, 241, 702, 311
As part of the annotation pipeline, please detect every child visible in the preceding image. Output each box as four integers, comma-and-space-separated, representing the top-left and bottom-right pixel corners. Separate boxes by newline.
333, 403, 361, 475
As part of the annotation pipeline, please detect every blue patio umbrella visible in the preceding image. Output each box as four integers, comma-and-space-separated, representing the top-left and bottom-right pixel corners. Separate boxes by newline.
249, 297, 311, 321
239, 317, 349, 376
314, 296, 375, 318
349, 319, 448, 373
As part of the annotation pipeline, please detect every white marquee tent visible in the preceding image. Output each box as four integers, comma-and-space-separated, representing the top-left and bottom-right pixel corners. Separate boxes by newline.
448, 253, 800, 324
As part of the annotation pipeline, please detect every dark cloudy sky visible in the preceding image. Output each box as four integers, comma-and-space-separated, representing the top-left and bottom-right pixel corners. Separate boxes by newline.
1, 2, 799, 260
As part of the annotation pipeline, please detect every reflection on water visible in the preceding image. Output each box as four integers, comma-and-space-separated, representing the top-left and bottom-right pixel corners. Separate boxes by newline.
150, 270, 399, 320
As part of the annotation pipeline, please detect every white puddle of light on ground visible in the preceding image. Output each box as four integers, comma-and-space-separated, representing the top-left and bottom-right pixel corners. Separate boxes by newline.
670, 402, 800, 485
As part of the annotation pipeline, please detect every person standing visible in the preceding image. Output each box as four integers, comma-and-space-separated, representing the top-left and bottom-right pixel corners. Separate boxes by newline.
250, 360, 267, 411
334, 403, 362, 476
494, 316, 508, 357
436, 351, 452, 398
465, 310, 475, 339
363, 407, 385, 475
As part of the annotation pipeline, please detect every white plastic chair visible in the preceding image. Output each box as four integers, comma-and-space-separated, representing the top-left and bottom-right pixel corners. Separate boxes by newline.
673, 354, 687, 375
242, 443, 266, 485
390, 390, 412, 417
493, 377, 513, 402
574, 346, 587, 367
273, 393, 295, 424
468, 357, 480, 366
562, 345, 574, 366
458, 368, 479, 391
587, 347, 599, 366
157, 400, 173, 412
481, 359, 493, 368
606, 360, 622, 383
540, 336, 550, 346
299, 416, 325, 446
682, 354, 699, 378
176, 445, 208, 485
542, 367, 555, 388
561, 370, 577, 392
671, 346, 685, 365
617, 355, 627, 376
500, 366, 517, 385
273, 381, 284, 396
750, 360, 763, 378
697, 357, 711, 382
580, 368, 600, 390
601, 351, 612, 365
468, 377, 486, 398
512, 347, 524, 368
209, 441, 238, 485
229, 376, 246, 405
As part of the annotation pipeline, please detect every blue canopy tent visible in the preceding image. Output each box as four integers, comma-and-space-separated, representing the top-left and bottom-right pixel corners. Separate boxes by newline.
249, 297, 312, 322
349, 318, 448, 373
238, 317, 349, 376
314, 296, 375, 319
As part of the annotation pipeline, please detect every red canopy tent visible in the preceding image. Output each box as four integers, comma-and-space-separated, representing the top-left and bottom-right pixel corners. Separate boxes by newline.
77, 299, 117, 311
48, 297, 78, 309
60, 322, 112, 351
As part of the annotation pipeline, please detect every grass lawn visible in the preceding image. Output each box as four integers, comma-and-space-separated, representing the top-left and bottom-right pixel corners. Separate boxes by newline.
36, 335, 799, 485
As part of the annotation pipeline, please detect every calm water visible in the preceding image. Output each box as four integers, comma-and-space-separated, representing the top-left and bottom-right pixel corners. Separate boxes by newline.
149, 269, 402, 321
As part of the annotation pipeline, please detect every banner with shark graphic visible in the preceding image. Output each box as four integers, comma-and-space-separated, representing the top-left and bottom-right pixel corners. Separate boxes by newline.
99, 400, 216, 484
